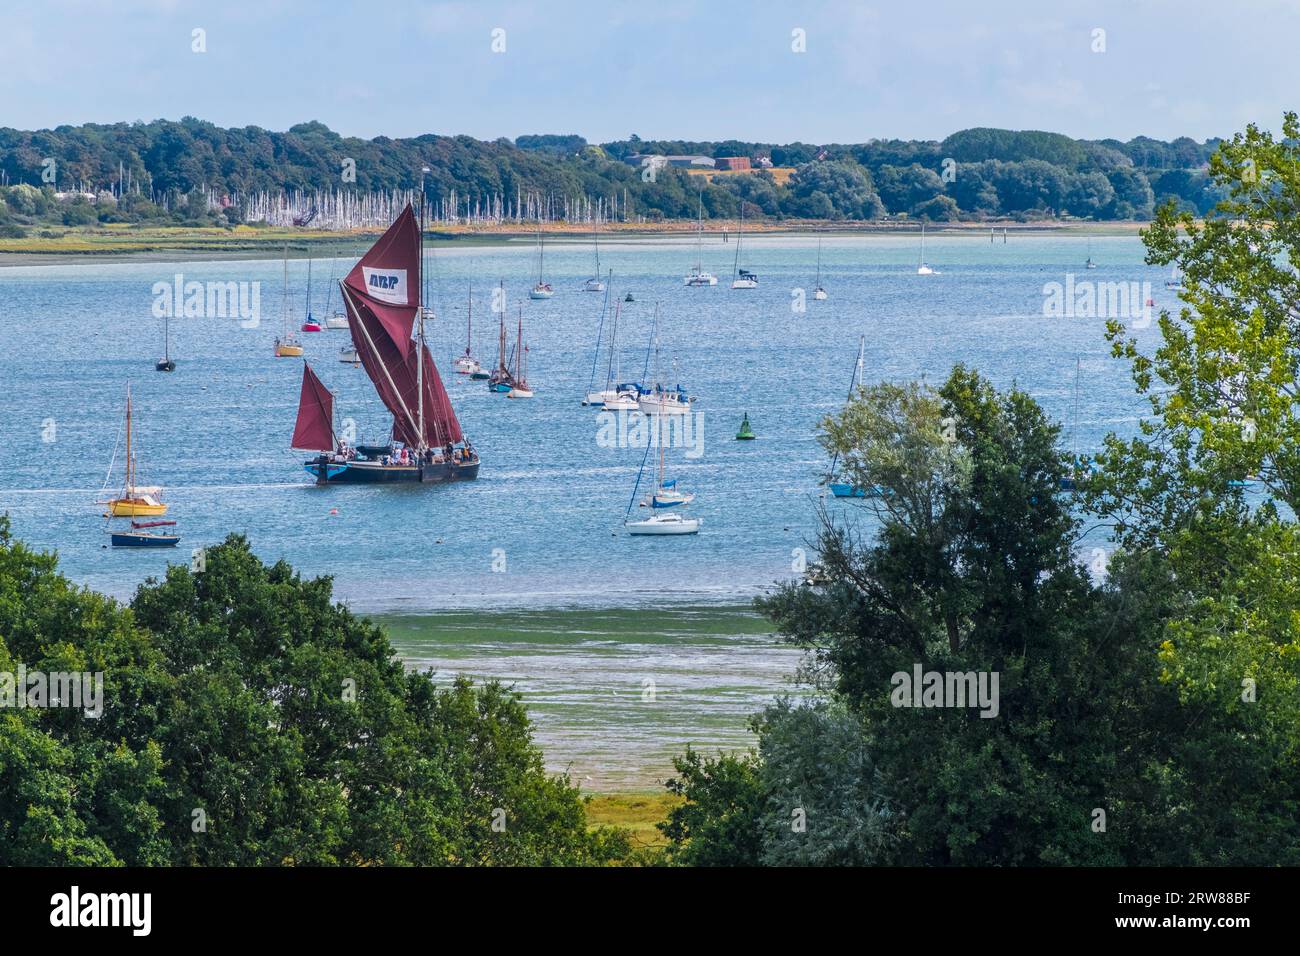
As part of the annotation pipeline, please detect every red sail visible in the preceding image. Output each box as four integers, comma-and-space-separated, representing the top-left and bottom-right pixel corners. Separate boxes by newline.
291, 362, 335, 451
394, 343, 463, 448
342, 204, 466, 451
343, 204, 420, 358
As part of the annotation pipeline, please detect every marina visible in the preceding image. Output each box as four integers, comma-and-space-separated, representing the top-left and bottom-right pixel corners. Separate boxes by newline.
1, 230, 1162, 609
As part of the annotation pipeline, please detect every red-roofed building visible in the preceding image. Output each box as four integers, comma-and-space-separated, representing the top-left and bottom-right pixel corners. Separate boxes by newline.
715, 156, 751, 171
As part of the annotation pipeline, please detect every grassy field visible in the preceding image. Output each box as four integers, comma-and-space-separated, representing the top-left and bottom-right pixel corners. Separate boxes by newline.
586, 792, 682, 850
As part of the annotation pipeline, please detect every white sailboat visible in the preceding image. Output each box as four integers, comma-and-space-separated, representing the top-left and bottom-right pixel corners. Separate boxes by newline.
529, 229, 553, 299
637, 306, 693, 415
625, 439, 700, 535
505, 309, 534, 398
812, 236, 828, 299
273, 244, 304, 357
916, 224, 937, 275
454, 286, 482, 375
730, 204, 758, 288
684, 194, 718, 286
584, 230, 605, 292
583, 276, 620, 406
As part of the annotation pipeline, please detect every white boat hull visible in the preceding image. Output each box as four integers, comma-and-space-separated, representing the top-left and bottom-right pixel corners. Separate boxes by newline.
731, 278, 758, 289
506, 387, 534, 399
684, 273, 718, 286
583, 389, 617, 407
529, 287, 553, 300
813, 288, 828, 300
627, 514, 701, 535
604, 393, 641, 411
917, 265, 935, 275
638, 397, 690, 415
454, 358, 481, 375
325, 315, 349, 329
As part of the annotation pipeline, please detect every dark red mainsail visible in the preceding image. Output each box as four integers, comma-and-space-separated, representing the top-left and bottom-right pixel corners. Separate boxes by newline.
343, 205, 420, 358
342, 203, 464, 450
291, 362, 335, 451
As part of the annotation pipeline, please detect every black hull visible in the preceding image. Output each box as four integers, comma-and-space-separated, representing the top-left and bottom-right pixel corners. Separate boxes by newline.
304, 457, 480, 484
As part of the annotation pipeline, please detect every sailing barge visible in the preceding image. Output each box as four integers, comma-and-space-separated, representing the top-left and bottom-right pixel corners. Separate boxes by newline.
292, 205, 480, 485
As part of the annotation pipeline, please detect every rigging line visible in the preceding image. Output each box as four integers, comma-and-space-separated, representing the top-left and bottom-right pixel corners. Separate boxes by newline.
625, 435, 655, 520
587, 272, 612, 390
340, 282, 421, 440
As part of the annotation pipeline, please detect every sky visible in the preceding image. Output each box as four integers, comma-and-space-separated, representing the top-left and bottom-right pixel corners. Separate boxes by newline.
1, 0, 1292, 145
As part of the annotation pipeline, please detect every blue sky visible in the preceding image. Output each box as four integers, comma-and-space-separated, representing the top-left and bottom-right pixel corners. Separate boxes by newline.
2, 0, 1289, 144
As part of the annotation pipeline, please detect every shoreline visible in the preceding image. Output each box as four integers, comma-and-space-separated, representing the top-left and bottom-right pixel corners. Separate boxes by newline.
0, 218, 1146, 267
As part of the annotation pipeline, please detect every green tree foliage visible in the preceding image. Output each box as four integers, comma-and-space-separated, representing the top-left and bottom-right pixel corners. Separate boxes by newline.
0, 523, 626, 866
0, 121, 1222, 225
661, 360, 1300, 865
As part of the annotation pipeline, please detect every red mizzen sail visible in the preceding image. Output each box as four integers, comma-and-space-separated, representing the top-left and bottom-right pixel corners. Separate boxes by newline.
291, 362, 335, 451
343, 204, 463, 450
343, 205, 420, 359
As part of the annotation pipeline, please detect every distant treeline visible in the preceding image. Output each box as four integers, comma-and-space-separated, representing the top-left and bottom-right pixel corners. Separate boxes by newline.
0, 118, 1226, 235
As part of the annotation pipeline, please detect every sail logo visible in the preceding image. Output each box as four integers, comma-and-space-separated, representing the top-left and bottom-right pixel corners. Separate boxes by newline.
50, 886, 151, 936
1042, 274, 1152, 327
151, 274, 260, 328
596, 410, 704, 459
362, 266, 408, 305
1, 668, 104, 717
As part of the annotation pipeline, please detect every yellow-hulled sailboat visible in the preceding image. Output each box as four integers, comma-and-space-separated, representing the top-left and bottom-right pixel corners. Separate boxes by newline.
274, 244, 304, 357
101, 384, 168, 517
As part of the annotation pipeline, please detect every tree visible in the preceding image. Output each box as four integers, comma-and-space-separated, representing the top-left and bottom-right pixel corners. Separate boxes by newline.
0, 523, 628, 866
663, 356, 1300, 865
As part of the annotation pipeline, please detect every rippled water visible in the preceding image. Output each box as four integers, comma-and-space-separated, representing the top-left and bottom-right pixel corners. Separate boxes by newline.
0, 231, 1170, 788
0, 231, 1162, 609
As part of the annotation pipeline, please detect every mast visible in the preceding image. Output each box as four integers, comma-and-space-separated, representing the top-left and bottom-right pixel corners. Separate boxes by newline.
816, 237, 822, 285
732, 204, 743, 278
339, 282, 421, 439
416, 189, 425, 450
695, 193, 704, 272
587, 272, 612, 391
466, 284, 473, 356
306, 254, 312, 321
515, 307, 523, 382
124, 383, 133, 493
281, 243, 289, 339
828, 335, 866, 480
497, 282, 507, 374
604, 299, 620, 390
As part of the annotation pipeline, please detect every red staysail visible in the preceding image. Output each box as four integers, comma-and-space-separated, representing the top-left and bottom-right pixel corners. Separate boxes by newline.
291, 362, 335, 451
343, 204, 463, 450
343, 205, 420, 358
